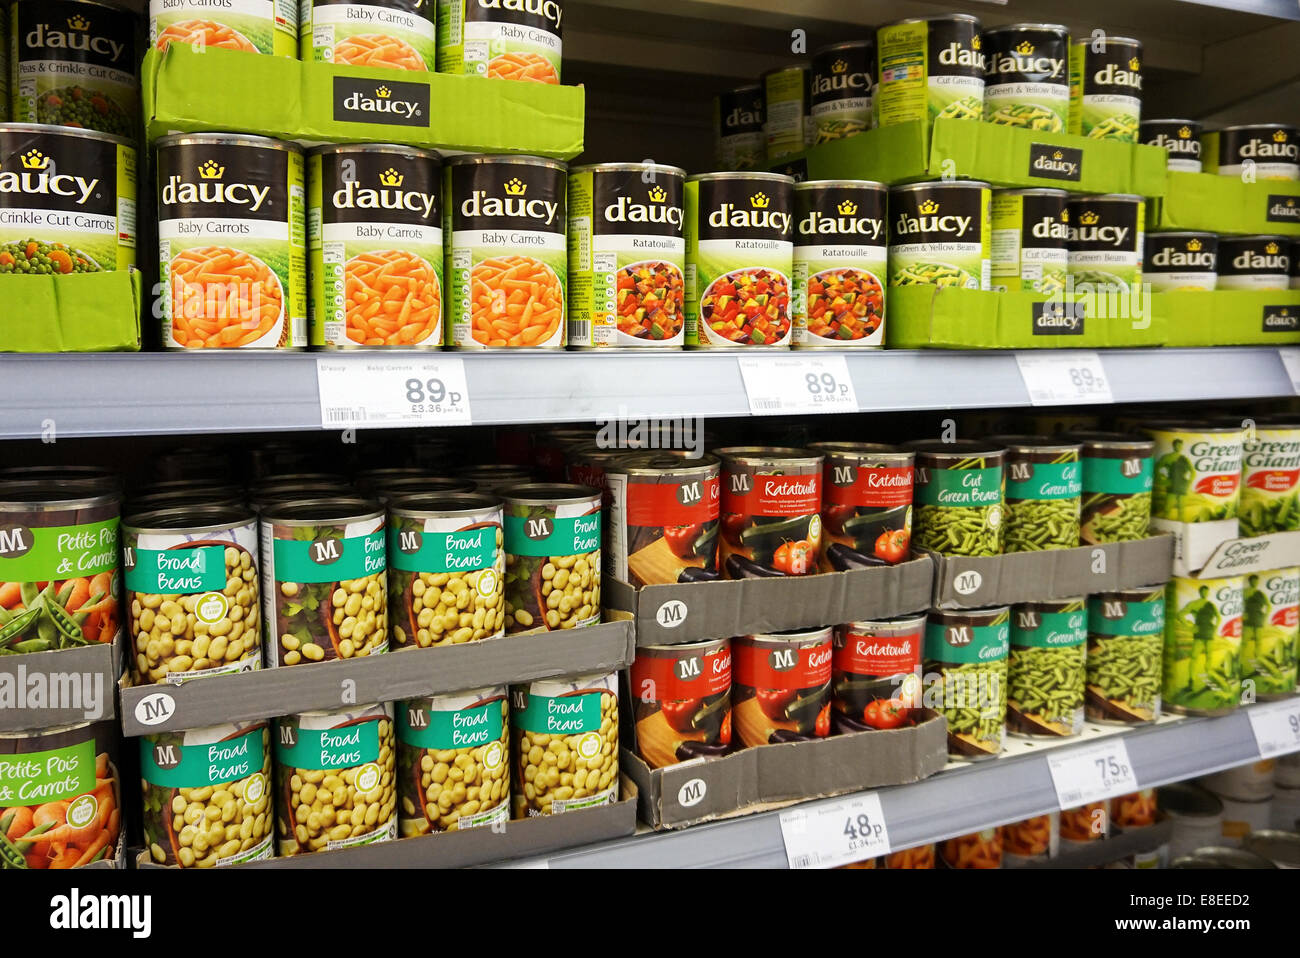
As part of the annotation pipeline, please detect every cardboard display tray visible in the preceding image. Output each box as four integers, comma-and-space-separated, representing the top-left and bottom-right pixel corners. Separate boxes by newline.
1155, 172, 1300, 237
929, 535, 1175, 609
1150, 518, 1241, 577
625, 711, 947, 830
0, 272, 141, 354
138, 779, 638, 869
0, 640, 122, 732
606, 557, 933, 647
119, 621, 634, 735
1178, 528, 1300, 580
1155, 291, 1300, 347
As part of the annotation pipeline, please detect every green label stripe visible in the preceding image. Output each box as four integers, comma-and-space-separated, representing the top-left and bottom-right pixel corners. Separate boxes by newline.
1011, 611, 1087, 648
273, 531, 385, 583
140, 729, 264, 789
924, 621, 1010, 664
276, 721, 380, 770
515, 692, 602, 734
388, 527, 496, 574
0, 520, 118, 580
504, 515, 601, 557
1006, 462, 1082, 501
126, 545, 226, 594
0, 740, 95, 803
1087, 597, 1166, 636
1083, 456, 1154, 494
916, 467, 1003, 508
398, 702, 504, 750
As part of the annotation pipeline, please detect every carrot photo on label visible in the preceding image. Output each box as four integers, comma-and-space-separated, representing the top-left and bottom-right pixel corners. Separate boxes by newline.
302, 1, 436, 71
438, 0, 563, 83
151, 1, 299, 56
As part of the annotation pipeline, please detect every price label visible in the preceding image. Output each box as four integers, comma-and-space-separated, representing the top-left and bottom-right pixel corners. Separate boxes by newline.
779, 792, 890, 869
738, 355, 858, 416
317, 357, 472, 428
1279, 348, 1300, 395
1248, 698, 1300, 758
1046, 739, 1138, 808
1014, 351, 1114, 406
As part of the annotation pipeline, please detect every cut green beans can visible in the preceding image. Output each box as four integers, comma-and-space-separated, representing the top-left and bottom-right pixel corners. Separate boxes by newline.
1147, 422, 1244, 523
1073, 432, 1154, 544
1241, 567, 1299, 700
1087, 586, 1165, 724
924, 606, 1009, 760
988, 435, 1081, 552
907, 440, 1004, 557
1007, 598, 1087, 737
1163, 575, 1244, 716
1237, 420, 1300, 537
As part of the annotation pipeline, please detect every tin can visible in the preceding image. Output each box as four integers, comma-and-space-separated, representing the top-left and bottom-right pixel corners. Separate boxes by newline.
713, 84, 764, 170
1217, 235, 1291, 290
457, 464, 534, 493
1201, 760, 1277, 802
885, 844, 936, 868
139, 721, 273, 867
715, 446, 823, 579
1111, 789, 1158, 831
0, 482, 122, 654
1219, 795, 1273, 846
1060, 802, 1109, 845
1163, 574, 1244, 716
1203, 124, 1300, 182
762, 64, 810, 164
563, 443, 624, 503
445, 155, 568, 349
566, 163, 686, 348
925, 606, 1010, 760
510, 671, 619, 817
1146, 422, 1243, 522
810, 41, 875, 143
630, 638, 731, 767
889, 180, 992, 290
372, 476, 477, 505
603, 452, 720, 587
437, 0, 562, 82
500, 483, 601, 633
259, 498, 388, 667
1086, 586, 1165, 724
354, 468, 439, 494
1007, 598, 1086, 737
0, 720, 122, 869
1144, 231, 1217, 291
792, 180, 887, 347
387, 493, 504, 649
1240, 419, 1300, 536
1241, 567, 1299, 699
982, 24, 1070, 133
1272, 785, 1300, 829
1066, 193, 1144, 296
990, 188, 1069, 294
1170, 847, 1275, 868
1003, 813, 1059, 865
939, 828, 1002, 868
1140, 119, 1203, 173
1068, 35, 1142, 141
988, 435, 1082, 552
152, 0, 298, 56
123, 505, 262, 685
685, 172, 795, 348
876, 15, 985, 153
0, 466, 122, 494
302, 0, 435, 69
275, 703, 396, 855
811, 442, 913, 571
1073, 432, 1154, 544
1161, 782, 1225, 860
1242, 830, 1300, 869
248, 482, 355, 514
732, 628, 833, 747
832, 615, 925, 733
396, 687, 510, 835
906, 439, 1005, 557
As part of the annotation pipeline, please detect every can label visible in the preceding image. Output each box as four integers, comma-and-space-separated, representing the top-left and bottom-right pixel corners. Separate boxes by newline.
889, 184, 991, 290
763, 68, 808, 163
502, 497, 601, 633
732, 632, 833, 746
1206, 127, 1300, 182
832, 618, 923, 732
714, 87, 764, 170
1239, 425, 1300, 536
1002, 448, 1081, 553
437, 0, 562, 82
630, 641, 731, 767
1149, 427, 1243, 522
1218, 238, 1290, 291
719, 461, 821, 578
567, 167, 685, 347
605, 469, 720, 586
1145, 234, 1217, 291
511, 674, 619, 816
821, 454, 913, 570
1163, 576, 1243, 714
1067, 196, 1144, 296
1242, 567, 1299, 697
1007, 602, 1086, 737
304, 1, 436, 69
1080, 446, 1153, 544
924, 610, 1010, 758
810, 43, 874, 143
983, 29, 1068, 133
1141, 121, 1202, 173
877, 17, 985, 150
912, 456, 1004, 557
1068, 39, 1142, 142
152, 0, 299, 57
1087, 589, 1164, 724
991, 191, 1068, 294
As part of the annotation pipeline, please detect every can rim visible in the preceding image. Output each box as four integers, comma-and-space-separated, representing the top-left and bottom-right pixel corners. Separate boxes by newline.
0, 122, 137, 150
156, 131, 300, 152
892, 179, 992, 191
881, 13, 981, 28
498, 482, 602, 505
261, 497, 384, 525
446, 154, 568, 172
688, 171, 796, 185
713, 445, 822, 465
310, 142, 443, 161
604, 451, 721, 477
123, 503, 257, 534
1210, 123, 1299, 134
387, 492, 503, 516
982, 22, 1069, 35
795, 178, 888, 191
0, 482, 120, 509
568, 162, 688, 177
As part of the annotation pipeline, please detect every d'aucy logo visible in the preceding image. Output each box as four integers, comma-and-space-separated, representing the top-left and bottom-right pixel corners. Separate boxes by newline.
334, 78, 429, 127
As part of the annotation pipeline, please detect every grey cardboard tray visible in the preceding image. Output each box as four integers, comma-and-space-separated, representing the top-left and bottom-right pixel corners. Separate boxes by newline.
1008, 816, 1174, 870
625, 710, 948, 830
607, 557, 934, 647
137, 778, 638, 869
929, 535, 1175, 610
119, 621, 634, 735
0, 639, 122, 732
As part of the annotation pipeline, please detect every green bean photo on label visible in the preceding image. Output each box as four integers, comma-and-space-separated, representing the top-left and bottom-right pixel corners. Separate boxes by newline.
915, 504, 1001, 556
1004, 498, 1080, 552
1082, 492, 1151, 543
1009, 644, 1086, 727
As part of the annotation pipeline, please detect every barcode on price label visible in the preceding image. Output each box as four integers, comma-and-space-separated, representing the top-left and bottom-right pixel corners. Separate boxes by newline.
1014, 351, 1114, 406
1046, 740, 1138, 809
738, 355, 859, 416
317, 356, 472, 428
1248, 699, 1300, 758
779, 792, 890, 869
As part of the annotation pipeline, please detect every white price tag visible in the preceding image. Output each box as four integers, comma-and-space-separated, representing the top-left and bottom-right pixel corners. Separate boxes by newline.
1014, 351, 1114, 406
1248, 698, 1300, 759
779, 793, 890, 869
1279, 348, 1300, 395
738, 355, 858, 416
1046, 739, 1138, 808
317, 356, 472, 428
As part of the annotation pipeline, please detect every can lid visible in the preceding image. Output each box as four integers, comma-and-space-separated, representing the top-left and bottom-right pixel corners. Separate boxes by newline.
155, 131, 301, 153
0, 480, 120, 508
1066, 430, 1155, 450
0, 122, 137, 150
124, 503, 257, 532
1210, 122, 1299, 134
1158, 783, 1224, 818
904, 438, 1006, 457
1218, 233, 1293, 244
982, 23, 1068, 35
882, 13, 981, 28
310, 142, 442, 162
1140, 118, 1201, 127
1170, 847, 1277, 869
606, 450, 720, 477
985, 434, 1083, 454
498, 482, 602, 505
1070, 193, 1145, 203
1242, 830, 1300, 867
387, 492, 503, 516
713, 445, 823, 465
446, 154, 567, 172
568, 161, 688, 178
261, 497, 384, 524
688, 171, 796, 185
807, 441, 911, 461
795, 178, 888, 192
892, 179, 991, 191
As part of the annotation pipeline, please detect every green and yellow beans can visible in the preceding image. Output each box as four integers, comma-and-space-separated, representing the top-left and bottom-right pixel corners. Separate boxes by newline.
988, 435, 1082, 552
1241, 567, 1299, 700
1074, 432, 1154, 544
925, 606, 1010, 760
1147, 423, 1244, 523
1086, 586, 1165, 724
1238, 419, 1300, 537
1068, 35, 1142, 142
1163, 575, 1244, 716
983, 24, 1070, 133
1007, 598, 1087, 737
907, 439, 1005, 556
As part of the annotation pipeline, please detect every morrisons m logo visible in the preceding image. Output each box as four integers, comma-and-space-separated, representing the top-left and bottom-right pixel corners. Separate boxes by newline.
0, 525, 32, 558
525, 517, 553, 540
405, 707, 428, 729
730, 474, 751, 494
152, 744, 180, 769
1102, 600, 1125, 619
676, 656, 702, 680
947, 626, 973, 646
769, 648, 796, 670
311, 539, 342, 565
832, 465, 855, 485
677, 480, 703, 505
398, 530, 421, 553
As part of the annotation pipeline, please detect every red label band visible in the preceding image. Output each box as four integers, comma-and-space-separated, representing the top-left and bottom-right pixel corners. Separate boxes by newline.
733, 638, 833, 690
834, 629, 922, 677
626, 476, 721, 528
567, 464, 609, 489
1194, 474, 1240, 497
1270, 606, 1299, 628
1221, 616, 1243, 639
824, 466, 914, 508
630, 646, 731, 700
721, 473, 822, 517
1247, 469, 1300, 492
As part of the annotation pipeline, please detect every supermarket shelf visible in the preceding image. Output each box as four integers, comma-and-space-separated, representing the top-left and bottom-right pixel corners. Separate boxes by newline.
0, 347, 1293, 439
504, 706, 1282, 868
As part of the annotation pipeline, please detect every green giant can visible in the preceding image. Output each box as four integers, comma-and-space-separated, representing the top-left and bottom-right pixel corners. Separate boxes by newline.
1163, 575, 1244, 716
1147, 422, 1244, 523
1241, 567, 1299, 700
1238, 419, 1300, 536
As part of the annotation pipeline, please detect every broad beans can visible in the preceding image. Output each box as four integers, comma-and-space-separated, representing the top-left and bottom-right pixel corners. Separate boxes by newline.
1163, 575, 1244, 716
630, 638, 731, 767
1007, 598, 1086, 737
906, 439, 1004, 557
500, 484, 601, 633
925, 606, 1010, 760
1074, 432, 1154, 544
732, 628, 833, 747
1147, 422, 1243, 523
1242, 567, 1299, 700
1086, 586, 1165, 724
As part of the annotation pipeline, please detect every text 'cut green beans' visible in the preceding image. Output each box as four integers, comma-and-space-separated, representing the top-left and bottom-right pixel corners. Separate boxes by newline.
989, 436, 1082, 553
1072, 432, 1154, 545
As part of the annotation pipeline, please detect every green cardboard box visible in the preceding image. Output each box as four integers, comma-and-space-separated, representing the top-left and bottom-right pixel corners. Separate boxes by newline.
0, 271, 141, 352
1153, 172, 1300, 237
1155, 290, 1300, 346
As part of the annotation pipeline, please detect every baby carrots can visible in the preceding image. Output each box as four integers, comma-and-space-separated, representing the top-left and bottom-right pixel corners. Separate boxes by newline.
151, 0, 299, 56
445, 155, 568, 350
302, 1, 435, 70
309, 144, 443, 349
437, 0, 562, 83
158, 133, 307, 350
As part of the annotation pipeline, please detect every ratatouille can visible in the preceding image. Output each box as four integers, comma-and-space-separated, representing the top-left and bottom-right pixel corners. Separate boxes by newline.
811, 442, 913, 571
630, 638, 732, 767
732, 628, 833, 747
832, 615, 925, 733
716, 446, 823, 579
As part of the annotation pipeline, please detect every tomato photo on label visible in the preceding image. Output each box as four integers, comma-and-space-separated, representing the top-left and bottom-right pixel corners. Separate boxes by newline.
721, 511, 748, 548
659, 698, 700, 733
664, 523, 704, 558
756, 686, 798, 720
814, 703, 831, 737
873, 529, 909, 564
773, 539, 814, 575
862, 697, 909, 730
719, 709, 732, 745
